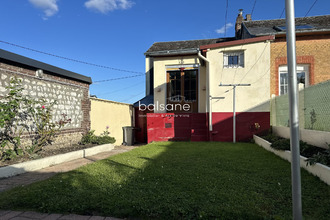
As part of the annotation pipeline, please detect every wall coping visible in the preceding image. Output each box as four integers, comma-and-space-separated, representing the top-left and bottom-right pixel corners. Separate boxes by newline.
90, 97, 133, 106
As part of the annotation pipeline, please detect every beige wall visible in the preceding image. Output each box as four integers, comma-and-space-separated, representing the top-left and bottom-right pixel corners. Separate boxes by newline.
90, 98, 133, 145
207, 41, 271, 112
152, 55, 206, 113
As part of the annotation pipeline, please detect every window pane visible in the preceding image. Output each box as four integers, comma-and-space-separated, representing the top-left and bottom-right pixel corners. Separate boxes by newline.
224, 51, 244, 68
169, 71, 181, 101
184, 70, 197, 101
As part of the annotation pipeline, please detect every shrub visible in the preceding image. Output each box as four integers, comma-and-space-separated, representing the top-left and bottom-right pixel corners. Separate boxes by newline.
306, 145, 330, 166
271, 138, 291, 151
80, 128, 116, 145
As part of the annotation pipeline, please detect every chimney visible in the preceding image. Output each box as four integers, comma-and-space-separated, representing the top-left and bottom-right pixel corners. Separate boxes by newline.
235, 9, 244, 39
246, 14, 252, 21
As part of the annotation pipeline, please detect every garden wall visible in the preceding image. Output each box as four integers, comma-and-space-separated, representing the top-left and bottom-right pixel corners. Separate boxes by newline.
272, 126, 330, 149
0, 53, 91, 148
90, 98, 134, 145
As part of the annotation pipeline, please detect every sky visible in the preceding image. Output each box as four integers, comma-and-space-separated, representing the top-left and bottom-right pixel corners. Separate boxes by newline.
0, 0, 329, 104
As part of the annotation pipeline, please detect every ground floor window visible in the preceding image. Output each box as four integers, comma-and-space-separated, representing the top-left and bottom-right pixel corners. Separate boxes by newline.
279, 64, 309, 95
167, 68, 198, 112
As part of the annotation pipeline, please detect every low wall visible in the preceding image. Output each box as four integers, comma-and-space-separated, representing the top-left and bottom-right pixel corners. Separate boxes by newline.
90, 98, 134, 145
254, 135, 330, 186
272, 126, 330, 149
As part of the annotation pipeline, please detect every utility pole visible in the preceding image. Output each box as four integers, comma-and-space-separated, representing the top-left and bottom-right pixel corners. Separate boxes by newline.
219, 83, 250, 143
285, 0, 303, 219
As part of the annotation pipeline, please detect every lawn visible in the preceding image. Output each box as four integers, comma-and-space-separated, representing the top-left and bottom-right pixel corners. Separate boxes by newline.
0, 142, 329, 219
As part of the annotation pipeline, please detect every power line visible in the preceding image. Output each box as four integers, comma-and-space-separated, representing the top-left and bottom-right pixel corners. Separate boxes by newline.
0, 39, 144, 75
93, 74, 144, 83
279, 7, 285, 19
96, 80, 144, 96
224, 0, 229, 36
251, 0, 257, 16
120, 91, 145, 102
305, 0, 318, 17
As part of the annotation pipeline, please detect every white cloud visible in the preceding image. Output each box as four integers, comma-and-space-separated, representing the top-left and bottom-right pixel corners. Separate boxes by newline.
216, 23, 234, 34
29, 0, 59, 19
84, 0, 134, 14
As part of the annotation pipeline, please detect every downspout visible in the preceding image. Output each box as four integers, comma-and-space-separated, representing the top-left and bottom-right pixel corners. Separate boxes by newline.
198, 50, 212, 138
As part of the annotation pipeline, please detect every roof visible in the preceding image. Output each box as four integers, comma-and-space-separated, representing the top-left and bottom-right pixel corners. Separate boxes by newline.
0, 49, 92, 84
243, 14, 330, 37
200, 35, 275, 50
145, 37, 235, 56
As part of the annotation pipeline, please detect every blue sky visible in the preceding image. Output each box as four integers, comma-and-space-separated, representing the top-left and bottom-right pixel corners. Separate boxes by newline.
0, 0, 329, 103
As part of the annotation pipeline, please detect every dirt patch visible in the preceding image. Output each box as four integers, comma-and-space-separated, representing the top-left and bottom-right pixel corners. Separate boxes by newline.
0, 144, 97, 168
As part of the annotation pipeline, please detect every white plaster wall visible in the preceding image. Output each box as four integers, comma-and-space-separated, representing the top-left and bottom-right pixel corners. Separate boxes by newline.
207, 41, 271, 113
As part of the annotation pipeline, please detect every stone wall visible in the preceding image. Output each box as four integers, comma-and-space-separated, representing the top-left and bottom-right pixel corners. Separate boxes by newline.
0, 59, 91, 147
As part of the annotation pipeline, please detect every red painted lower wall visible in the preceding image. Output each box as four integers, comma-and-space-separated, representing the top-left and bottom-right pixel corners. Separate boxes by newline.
210, 112, 270, 142
146, 112, 270, 143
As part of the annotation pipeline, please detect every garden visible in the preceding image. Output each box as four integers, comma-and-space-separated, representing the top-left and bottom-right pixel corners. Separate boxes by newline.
0, 141, 329, 219
0, 78, 115, 167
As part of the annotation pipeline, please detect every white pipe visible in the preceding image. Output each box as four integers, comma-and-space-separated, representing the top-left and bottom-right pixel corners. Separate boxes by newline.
198, 51, 212, 132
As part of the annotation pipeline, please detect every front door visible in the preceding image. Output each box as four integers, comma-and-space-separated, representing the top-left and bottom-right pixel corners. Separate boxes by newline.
167, 68, 198, 113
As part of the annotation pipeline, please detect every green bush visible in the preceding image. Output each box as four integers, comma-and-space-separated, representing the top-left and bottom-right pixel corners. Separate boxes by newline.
306, 145, 330, 166
80, 129, 116, 145
271, 138, 291, 151
263, 133, 330, 167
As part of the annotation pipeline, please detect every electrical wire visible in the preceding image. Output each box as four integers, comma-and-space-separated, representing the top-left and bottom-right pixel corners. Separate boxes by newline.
120, 91, 145, 102
224, 0, 229, 37
279, 7, 285, 19
0, 39, 144, 75
251, 0, 257, 16
95, 80, 144, 96
305, 0, 318, 17
93, 74, 144, 83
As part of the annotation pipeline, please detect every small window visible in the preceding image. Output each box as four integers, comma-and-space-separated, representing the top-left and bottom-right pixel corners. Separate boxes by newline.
274, 25, 314, 31
279, 65, 309, 95
223, 51, 244, 68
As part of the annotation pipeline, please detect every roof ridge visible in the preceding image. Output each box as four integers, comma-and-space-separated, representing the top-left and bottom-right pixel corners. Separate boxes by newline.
243, 14, 330, 23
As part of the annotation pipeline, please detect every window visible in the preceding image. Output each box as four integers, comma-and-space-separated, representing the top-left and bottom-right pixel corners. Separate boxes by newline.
223, 51, 244, 68
279, 65, 309, 95
274, 25, 314, 31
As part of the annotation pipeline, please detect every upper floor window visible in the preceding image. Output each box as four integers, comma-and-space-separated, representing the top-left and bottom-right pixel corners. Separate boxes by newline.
279, 64, 309, 95
223, 51, 244, 68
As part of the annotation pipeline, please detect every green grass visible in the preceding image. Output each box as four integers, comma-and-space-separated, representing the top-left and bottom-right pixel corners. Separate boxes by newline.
0, 142, 329, 219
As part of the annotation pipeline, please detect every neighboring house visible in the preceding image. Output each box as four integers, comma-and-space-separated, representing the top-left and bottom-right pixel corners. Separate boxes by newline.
0, 49, 92, 147
136, 35, 274, 142
236, 12, 330, 96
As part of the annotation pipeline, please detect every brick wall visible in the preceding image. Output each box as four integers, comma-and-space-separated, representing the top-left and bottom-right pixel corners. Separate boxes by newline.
270, 35, 330, 96
0, 59, 91, 148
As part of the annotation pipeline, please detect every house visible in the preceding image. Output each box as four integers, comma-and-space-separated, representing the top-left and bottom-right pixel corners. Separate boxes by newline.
0, 48, 92, 147
235, 12, 330, 96
135, 11, 330, 143
135, 34, 274, 142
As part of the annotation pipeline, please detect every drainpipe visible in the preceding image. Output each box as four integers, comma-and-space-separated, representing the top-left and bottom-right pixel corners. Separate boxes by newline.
197, 50, 212, 137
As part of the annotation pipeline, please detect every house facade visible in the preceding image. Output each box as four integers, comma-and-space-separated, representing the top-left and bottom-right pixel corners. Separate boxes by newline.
0, 49, 92, 147
236, 13, 330, 96
136, 36, 273, 142
135, 12, 330, 143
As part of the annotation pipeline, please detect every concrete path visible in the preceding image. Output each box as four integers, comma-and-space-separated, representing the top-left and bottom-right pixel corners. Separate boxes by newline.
0, 145, 139, 220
